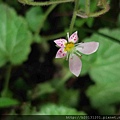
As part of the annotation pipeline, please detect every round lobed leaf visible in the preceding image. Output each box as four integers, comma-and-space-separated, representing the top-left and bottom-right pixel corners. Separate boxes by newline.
25, 7, 43, 32
81, 29, 120, 84
36, 103, 86, 116
0, 4, 32, 66
87, 80, 120, 108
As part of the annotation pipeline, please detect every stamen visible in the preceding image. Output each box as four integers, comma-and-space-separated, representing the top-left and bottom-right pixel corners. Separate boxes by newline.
70, 54, 73, 59
66, 54, 68, 60
75, 44, 84, 49
76, 51, 82, 57
75, 42, 84, 45
67, 32, 69, 40
66, 53, 70, 61
80, 46, 84, 49
75, 43, 81, 46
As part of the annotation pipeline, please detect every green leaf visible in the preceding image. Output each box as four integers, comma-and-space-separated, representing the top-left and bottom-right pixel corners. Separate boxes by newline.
36, 103, 86, 116
75, 18, 86, 28
86, 18, 94, 27
26, 7, 43, 32
0, 97, 19, 108
0, 4, 32, 67
87, 80, 120, 109
81, 29, 120, 84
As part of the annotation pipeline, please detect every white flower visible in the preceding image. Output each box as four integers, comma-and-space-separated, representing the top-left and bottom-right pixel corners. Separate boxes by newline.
54, 31, 99, 77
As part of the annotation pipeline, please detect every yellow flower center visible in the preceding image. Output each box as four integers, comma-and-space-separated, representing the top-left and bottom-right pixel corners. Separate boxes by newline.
64, 42, 75, 52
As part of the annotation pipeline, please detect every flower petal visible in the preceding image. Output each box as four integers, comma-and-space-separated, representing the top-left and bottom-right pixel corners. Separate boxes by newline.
54, 39, 67, 47
69, 31, 78, 43
55, 48, 67, 58
76, 42, 99, 55
69, 54, 82, 77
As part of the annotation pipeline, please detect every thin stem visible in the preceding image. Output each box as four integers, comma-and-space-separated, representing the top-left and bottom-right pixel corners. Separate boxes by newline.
97, 0, 102, 6
67, 32, 70, 40
97, 0, 107, 7
89, 4, 110, 17
18, 0, 74, 6
85, 0, 90, 15
102, 0, 107, 8
56, 71, 72, 88
36, 4, 57, 34
69, 0, 79, 34
1, 65, 12, 97
77, 0, 110, 18
43, 31, 66, 41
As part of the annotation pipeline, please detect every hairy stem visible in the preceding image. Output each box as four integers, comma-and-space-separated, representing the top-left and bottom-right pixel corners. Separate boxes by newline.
97, 0, 107, 7
18, 0, 74, 6
89, 4, 110, 17
43, 32, 66, 41
102, 0, 107, 7
85, 0, 90, 15
77, 0, 110, 18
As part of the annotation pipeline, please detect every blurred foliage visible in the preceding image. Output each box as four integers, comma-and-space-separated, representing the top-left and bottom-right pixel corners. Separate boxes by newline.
87, 80, 120, 113
36, 103, 86, 115
58, 87, 79, 107
0, 0, 120, 117
0, 97, 19, 108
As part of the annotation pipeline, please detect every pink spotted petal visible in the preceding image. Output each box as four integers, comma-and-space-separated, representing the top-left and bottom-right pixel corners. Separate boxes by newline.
69, 54, 82, 77
55, 48, 67, 58
54, 39, 67, 48
76, 42, 99, 55
69, 31, 78, 43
